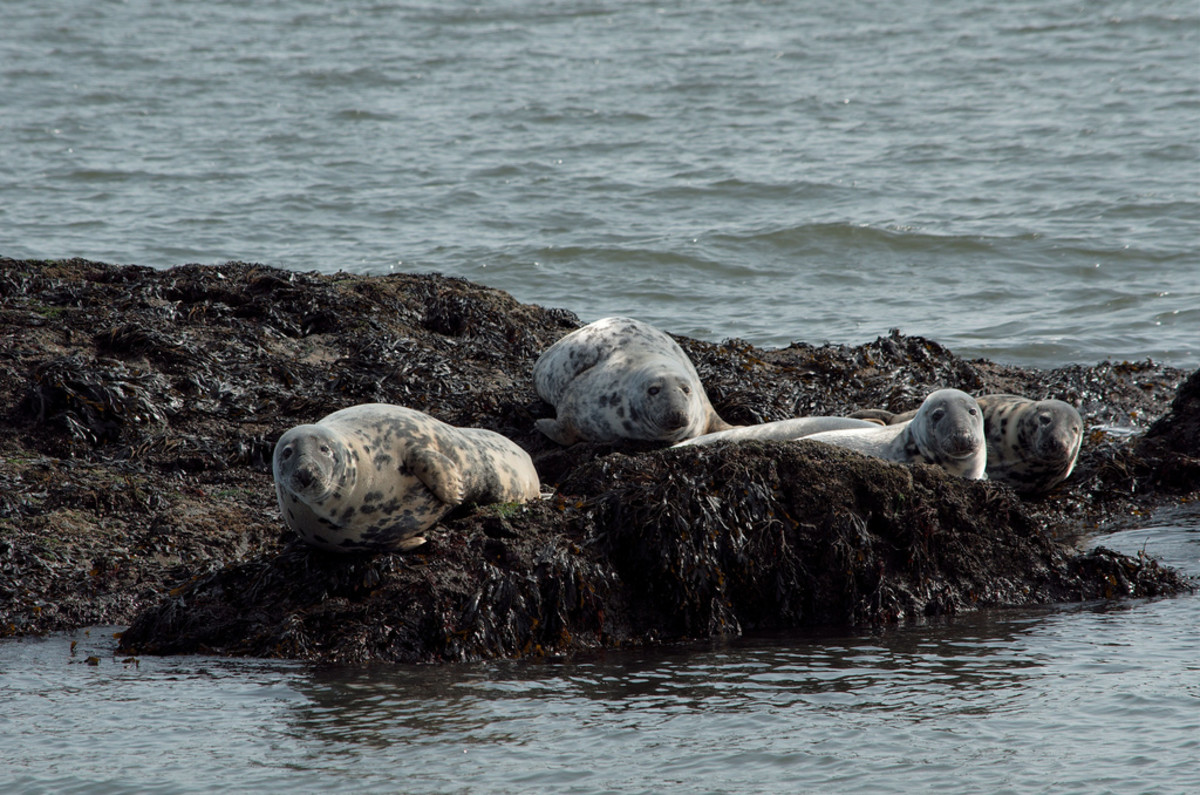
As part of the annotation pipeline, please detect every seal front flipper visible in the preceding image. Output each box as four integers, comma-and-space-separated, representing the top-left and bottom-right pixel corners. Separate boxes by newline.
704, 410, 737, 434
395, 535, 429, 552
536, 417, 583, 446
407, 448, 465, 505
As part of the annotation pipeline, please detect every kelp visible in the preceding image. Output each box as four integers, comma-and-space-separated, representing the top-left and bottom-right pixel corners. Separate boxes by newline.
119, 442, 1190, 662
0, 257, 1195, 657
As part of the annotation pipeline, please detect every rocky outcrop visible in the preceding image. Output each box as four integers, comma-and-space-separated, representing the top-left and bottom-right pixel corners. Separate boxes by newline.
0, 258, 1193, 661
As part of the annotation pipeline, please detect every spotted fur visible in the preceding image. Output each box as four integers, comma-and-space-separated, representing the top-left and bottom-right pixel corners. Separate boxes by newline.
533, 317, 733, 444
851, 394, 1082, 492
806, 389, 987, 479
273, 403, 540, 552
976, 395, 1083, 492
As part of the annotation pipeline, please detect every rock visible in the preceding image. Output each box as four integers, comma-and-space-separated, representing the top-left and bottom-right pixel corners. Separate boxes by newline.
1136, 368, 1200, 491
0, 258, 1195, 659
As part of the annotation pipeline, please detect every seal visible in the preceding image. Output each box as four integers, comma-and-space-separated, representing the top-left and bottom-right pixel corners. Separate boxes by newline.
273, 403, 541, 552
978, 395, 1083, 492
674, 416, 881, 447
806, 388, 987, 478
851, 394, 1083, 492
533, 316, 734, 445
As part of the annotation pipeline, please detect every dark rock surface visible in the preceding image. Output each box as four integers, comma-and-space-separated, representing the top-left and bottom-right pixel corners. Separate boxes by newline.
0, 258, 1194, 662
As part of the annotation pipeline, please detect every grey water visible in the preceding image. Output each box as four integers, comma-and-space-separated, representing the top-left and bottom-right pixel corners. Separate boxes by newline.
2, 0, 1197, 367
3, 1, 1200, 792
2, 514, 1198, 795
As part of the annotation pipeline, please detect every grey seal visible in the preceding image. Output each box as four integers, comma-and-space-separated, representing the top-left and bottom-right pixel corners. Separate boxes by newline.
273, 403, 540, 552
673, 416, 881, 448
851, 394, 1082, 492
533, 316, 733, 445
806, 389, 987, 479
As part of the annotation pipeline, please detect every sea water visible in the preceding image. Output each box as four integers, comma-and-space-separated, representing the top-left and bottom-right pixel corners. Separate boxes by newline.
2, 1, 1199, 792
2, 0, 1197, 366
1, 514, 1197, 795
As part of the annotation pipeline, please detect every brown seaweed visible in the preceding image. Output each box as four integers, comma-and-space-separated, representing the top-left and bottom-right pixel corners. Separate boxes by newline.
0, 257, 1195, 660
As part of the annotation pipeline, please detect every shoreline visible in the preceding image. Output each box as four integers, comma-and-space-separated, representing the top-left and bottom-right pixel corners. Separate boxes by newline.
1, 258, 1196, 662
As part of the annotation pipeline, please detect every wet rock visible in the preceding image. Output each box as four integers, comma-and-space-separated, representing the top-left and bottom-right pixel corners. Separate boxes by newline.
1136, 368, 1200, 492
0, 257, 1195, 660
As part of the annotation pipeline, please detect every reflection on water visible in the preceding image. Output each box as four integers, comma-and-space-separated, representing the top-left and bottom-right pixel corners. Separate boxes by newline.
3, 513, 1198, 795
291, 612, 1049, 751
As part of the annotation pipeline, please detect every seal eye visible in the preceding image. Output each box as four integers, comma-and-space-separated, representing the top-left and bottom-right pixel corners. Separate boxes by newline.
1039, 414, 1052, 426
280, 447, 293, 460
648, 386, 661, 396
930, 408, 945, 423
969, 408, 978, 416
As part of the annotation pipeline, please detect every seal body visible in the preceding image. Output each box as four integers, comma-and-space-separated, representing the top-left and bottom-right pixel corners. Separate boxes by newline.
852, 394, 1082, 492
273, 403, 540, 552
533, 316, 733, 445
674, 416, 880, 448
807, 389, 987, 478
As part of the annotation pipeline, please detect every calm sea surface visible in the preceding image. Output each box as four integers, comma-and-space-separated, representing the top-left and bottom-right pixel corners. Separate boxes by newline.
2, 2, 1199, 792
2, 514, 1198, 795
1, 0, 1197, 366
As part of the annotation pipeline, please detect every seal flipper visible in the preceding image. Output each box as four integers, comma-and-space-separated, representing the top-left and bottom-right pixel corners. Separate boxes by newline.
536, 417, 582, 446
704, 410, 737, 434
849, 408, 898, 425
395, 535, 428, 552
407, 448, 465, 505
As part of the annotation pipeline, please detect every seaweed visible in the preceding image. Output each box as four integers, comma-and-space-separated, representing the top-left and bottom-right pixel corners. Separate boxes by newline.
22, 355, 174, 449
0, 257, 1196, 658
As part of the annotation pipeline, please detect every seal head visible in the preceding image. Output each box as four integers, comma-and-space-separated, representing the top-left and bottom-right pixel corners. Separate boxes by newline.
980, 395, 1083, 492
627, 362, 707, 438
903, 389, 987, 478
274, 424, 353, 505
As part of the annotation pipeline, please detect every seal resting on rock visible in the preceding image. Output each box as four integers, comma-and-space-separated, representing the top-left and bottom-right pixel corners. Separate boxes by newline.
533, 316, 733, 445
673, 416, 880, 447
807, 389, 987, 479
273, 403, 540, 552
854, 395, 1082, 492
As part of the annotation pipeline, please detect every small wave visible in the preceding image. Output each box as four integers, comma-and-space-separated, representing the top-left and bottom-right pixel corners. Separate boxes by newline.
293, 65, 397, 89
712, 222, 1007, 258
330, 108, 397, 123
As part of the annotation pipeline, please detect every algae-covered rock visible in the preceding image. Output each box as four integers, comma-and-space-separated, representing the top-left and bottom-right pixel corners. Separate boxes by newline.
0, 258, 1196, 660
118, 441, 1190, 663
1137, 368, 1200, 491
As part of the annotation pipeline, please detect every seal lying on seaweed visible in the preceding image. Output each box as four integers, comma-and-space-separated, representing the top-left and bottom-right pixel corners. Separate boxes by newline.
853, 394, 1082, 491
810, 389, 987, 479
274, 404, 540, 552
533, 316, 733, 445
